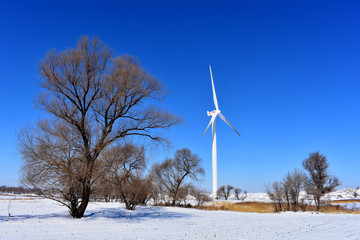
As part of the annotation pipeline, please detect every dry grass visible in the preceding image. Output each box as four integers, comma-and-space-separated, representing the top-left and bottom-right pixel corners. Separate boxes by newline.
201, 202, 275, 213
199, 200, 360, 214
330, 199, 360, 204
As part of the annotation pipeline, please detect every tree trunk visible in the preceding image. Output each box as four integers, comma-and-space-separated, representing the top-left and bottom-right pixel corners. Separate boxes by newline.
315, 196, 321, 211
69, 185, 91, 218
171, 192, 178, 206
69, 188, 79, 217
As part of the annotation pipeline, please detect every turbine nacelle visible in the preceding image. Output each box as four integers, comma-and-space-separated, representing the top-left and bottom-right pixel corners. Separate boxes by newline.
207, 109, 220, 116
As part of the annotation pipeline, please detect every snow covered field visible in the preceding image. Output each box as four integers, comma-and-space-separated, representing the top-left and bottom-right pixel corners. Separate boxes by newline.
1, 194, 360, 240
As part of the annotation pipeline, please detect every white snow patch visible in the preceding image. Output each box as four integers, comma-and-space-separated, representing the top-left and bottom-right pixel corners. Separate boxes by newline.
1, 194, 360, 239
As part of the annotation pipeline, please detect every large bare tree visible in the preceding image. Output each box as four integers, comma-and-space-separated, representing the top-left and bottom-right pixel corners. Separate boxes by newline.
17, 36, 182, 218
302, 152, 340, 211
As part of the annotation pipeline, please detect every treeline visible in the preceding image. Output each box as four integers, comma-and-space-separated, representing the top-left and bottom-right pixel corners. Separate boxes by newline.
4, 147, 210, 211
20, 141, 209, 214
0, 185, 38, 195
266, 152, 340, 212
89, 147, 209, 210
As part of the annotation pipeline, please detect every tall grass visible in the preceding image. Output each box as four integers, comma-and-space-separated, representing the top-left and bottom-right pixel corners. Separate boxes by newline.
200, 200, 360, 214
201, 202, 275, 213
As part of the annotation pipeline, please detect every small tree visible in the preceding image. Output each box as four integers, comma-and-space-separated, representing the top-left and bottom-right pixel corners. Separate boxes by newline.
282, 169, 306, 212
216, 185, 234, 200
282, 176, 291, 211
152, 148, 204, 206
190, 186, 211, 207
177, 184, 192, 206
241, 190, 248, 201
234, 188, 241, 200
265, 182, 284, 212
117, 176, 152, 210
224, 185, 234, 200
102, 143, 147, 210
302, 152, 340, 211
288, 169, 306, 211
216, 186, 225, 199
234, 188, 247, 201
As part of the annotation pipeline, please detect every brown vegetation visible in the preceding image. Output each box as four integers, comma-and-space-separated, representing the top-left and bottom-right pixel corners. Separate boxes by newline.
200, 200, 360, 214
202, 202, 275, 213
331, 199, 360, 204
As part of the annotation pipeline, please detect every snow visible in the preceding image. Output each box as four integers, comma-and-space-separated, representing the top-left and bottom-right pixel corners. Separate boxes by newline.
334, 202, 360, 211
229, 192, 271, 202
214, 188, 360, 203
1, 193, 360, 239
325, 188, 360, 201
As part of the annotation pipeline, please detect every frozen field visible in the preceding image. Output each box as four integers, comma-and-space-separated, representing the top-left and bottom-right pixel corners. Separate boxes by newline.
1, 195, 360, 240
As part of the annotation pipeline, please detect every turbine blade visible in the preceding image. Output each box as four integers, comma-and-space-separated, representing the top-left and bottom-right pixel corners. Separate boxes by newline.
202, 115, 216, 137
209, 65, 219, 110
218, 113, 241, 136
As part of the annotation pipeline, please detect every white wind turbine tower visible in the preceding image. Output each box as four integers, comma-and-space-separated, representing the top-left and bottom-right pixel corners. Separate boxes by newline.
202, 65, 241, 198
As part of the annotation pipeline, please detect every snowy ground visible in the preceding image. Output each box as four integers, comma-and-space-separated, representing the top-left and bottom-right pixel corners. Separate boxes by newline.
1, 194, 360, 240
224, 188, 360, 202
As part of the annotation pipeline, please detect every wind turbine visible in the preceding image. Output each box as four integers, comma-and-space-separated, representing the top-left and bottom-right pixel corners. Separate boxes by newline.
202, 65, 241, 199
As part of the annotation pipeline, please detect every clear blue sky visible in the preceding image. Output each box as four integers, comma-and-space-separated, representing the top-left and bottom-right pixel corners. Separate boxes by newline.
0, 0, 359, 192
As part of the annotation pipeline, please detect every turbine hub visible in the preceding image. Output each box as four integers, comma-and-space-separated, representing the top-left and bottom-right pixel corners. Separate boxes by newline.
207, 109, 220, 116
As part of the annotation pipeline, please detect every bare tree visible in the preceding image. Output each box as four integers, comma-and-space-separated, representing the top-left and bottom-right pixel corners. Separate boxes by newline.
242, 190, 248, 201
287, 169, 306, 211
177, 184, 192, 206
17, 36, 181, 218
17, 121, 98, 217
302, 152, 340, 211
269, 169, 307, 212
265, 181, 284, 212
190, 186, 211, 207
224, 185, 234, 200
216, 186, 225, 199
234, 188, 247, 201
101, 143, 149, 210
117, 176, 152, 210
217, 185, 234, 200
234, 188, 241, 200
152, 148, 204, 206
281, 176, 291, 211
